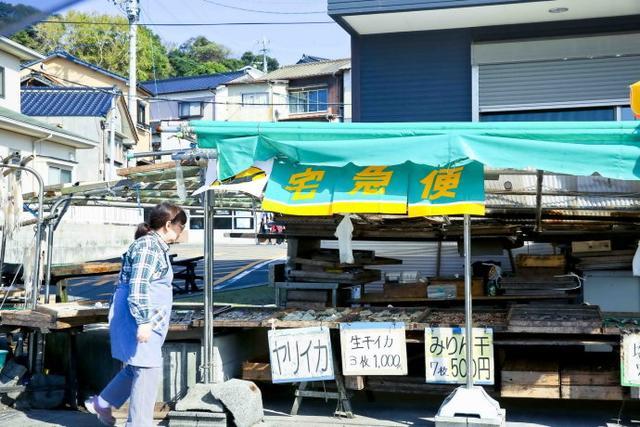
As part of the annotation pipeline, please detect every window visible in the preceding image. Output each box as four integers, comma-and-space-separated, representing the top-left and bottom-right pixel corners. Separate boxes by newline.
242, 92, 268, 106
48, 166, 72, 185
137, 101, 147, 125
620, 106, 639, 121
234, 217, 253, 230
289, 88, 328, 114
0, 67, 4, 99
179, 101, 203, 118
214, 217, 233, 229
190, 217, 204, 230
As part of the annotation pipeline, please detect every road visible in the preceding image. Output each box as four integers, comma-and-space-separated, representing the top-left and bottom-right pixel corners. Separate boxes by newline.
64, 243, 286, 302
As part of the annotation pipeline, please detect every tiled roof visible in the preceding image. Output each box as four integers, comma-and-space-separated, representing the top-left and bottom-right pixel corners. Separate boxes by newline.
140, 70, 247, 95
297, 54, 329, 64
21, 86, 115, 117
259, 58, 350, 81
22, 50, 127, 83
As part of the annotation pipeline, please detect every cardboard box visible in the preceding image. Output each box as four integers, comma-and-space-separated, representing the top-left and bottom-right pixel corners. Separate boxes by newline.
427, 284, 457, 300
571, 240, 611, 254
383, 282, 428, 298
430, 278, 484, 297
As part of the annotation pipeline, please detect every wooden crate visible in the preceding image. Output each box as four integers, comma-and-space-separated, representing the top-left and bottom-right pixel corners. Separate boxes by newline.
516, 255, 566, 268
501, 359, 559, 399
383, 282, 428, 298
242, 361, 272, 382
430, 278, 484, 297
561, 363, 623, 400
507, 304, 602, 334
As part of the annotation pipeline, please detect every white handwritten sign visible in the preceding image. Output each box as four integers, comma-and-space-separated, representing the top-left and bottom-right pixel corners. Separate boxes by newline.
425, 327, 494, 385
340, 322, 408, 376
268, 326, 334, 384
621, 333, 640, 386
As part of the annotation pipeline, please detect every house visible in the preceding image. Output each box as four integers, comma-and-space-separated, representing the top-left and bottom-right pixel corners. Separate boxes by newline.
21, 86, 139, 182
20, 50, 153, 153
255, 57, 351, 122
216, 57, 352, 123
328, 0, 640, 122
0, 37, 96, 193
140, 67, 263, 152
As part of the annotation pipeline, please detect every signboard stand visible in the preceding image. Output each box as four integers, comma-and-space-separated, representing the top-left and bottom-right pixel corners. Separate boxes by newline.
435, 215, 505, 427
290, 345, 353, 418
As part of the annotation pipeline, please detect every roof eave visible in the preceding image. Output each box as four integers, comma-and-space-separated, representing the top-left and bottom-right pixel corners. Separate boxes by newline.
0, 115, 97, 149
0, 37, 44, 61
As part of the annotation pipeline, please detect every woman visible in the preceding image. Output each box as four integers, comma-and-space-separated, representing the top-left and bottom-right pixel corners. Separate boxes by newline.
85, 202, 187, 426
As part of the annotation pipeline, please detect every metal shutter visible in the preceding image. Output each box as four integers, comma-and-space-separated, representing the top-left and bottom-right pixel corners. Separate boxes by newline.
479, 55, 640, 111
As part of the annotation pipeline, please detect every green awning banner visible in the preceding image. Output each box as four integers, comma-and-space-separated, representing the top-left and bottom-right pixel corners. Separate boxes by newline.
262, 160, 485, 216
190, 121, 640, 182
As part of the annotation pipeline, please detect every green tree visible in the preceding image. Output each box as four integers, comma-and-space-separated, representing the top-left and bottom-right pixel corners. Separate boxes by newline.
13, 11, 172, 81
240, 51, 279, 72
168, 36, 233, 77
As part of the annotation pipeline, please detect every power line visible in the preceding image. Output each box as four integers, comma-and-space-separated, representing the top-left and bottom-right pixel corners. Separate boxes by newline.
38, 19, 335, 26
199, 0, 325, 15
22, 66, 352, 107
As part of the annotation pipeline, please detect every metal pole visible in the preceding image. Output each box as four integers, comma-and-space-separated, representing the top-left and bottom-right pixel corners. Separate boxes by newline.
44, 197, 71, 303
109, 97, 117, 180
535, 170, 544, 232
463, 214, 473, 389
202, 190, 216, 384
0, 164, 44, 309
126, 0, 139, 124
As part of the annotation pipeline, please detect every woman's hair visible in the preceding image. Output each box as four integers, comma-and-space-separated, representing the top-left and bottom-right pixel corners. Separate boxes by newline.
135, 202, 188, 239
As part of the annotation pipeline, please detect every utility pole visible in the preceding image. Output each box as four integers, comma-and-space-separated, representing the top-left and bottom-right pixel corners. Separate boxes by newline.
259, 36, 269, 73
125, 0, 139, 124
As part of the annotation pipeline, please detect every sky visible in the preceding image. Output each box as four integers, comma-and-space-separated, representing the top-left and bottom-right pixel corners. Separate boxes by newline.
54, 0, 352, 66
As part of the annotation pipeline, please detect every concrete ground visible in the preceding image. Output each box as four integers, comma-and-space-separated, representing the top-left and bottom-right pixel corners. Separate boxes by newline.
2, 391, 640, 426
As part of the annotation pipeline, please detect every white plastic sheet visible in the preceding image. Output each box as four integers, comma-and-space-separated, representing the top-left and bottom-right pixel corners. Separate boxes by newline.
334, 214, 354, 264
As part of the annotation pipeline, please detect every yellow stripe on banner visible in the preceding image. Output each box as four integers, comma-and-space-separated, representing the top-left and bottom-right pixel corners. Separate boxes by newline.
408, 203, 485, 217
262, 199, 333, 216
331, 201, 407, 214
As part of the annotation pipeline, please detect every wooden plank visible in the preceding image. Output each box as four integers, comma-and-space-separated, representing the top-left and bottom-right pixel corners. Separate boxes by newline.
35, 302, 109, 319
51, 262, 120, 277
242, 362, 272, 382
501, 384, 560, 399
516, 255, 566, 268
117, 161, 179, 177
560, 385, 623, 400
383, 283, 428, 298
501, 359, 559, 387
561, 370, 619, 386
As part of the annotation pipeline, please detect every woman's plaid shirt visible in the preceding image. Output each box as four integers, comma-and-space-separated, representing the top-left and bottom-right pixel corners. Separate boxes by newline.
118, 231, 170, 327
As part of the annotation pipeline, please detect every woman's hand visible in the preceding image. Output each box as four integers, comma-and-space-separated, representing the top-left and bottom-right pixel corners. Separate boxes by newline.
137, 323, 153, 343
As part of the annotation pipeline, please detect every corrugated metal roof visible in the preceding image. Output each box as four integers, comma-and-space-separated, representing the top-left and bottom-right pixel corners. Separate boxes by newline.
485, 172, 640, 212
21, 86, 115, 117
140, 70, 247, 95
260, 58, 350, 81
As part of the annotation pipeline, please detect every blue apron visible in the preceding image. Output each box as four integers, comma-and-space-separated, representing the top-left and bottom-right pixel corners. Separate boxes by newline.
109, 250, 173, 368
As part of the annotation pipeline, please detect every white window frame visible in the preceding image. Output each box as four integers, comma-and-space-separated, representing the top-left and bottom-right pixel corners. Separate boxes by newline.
289, 87, 328, 114
241, 92, 269, 106
48, 164, 73, 185
178, 101, 203, 118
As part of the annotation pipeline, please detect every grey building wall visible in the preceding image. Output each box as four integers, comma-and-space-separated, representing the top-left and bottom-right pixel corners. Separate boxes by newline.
351, 15, 640, 122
